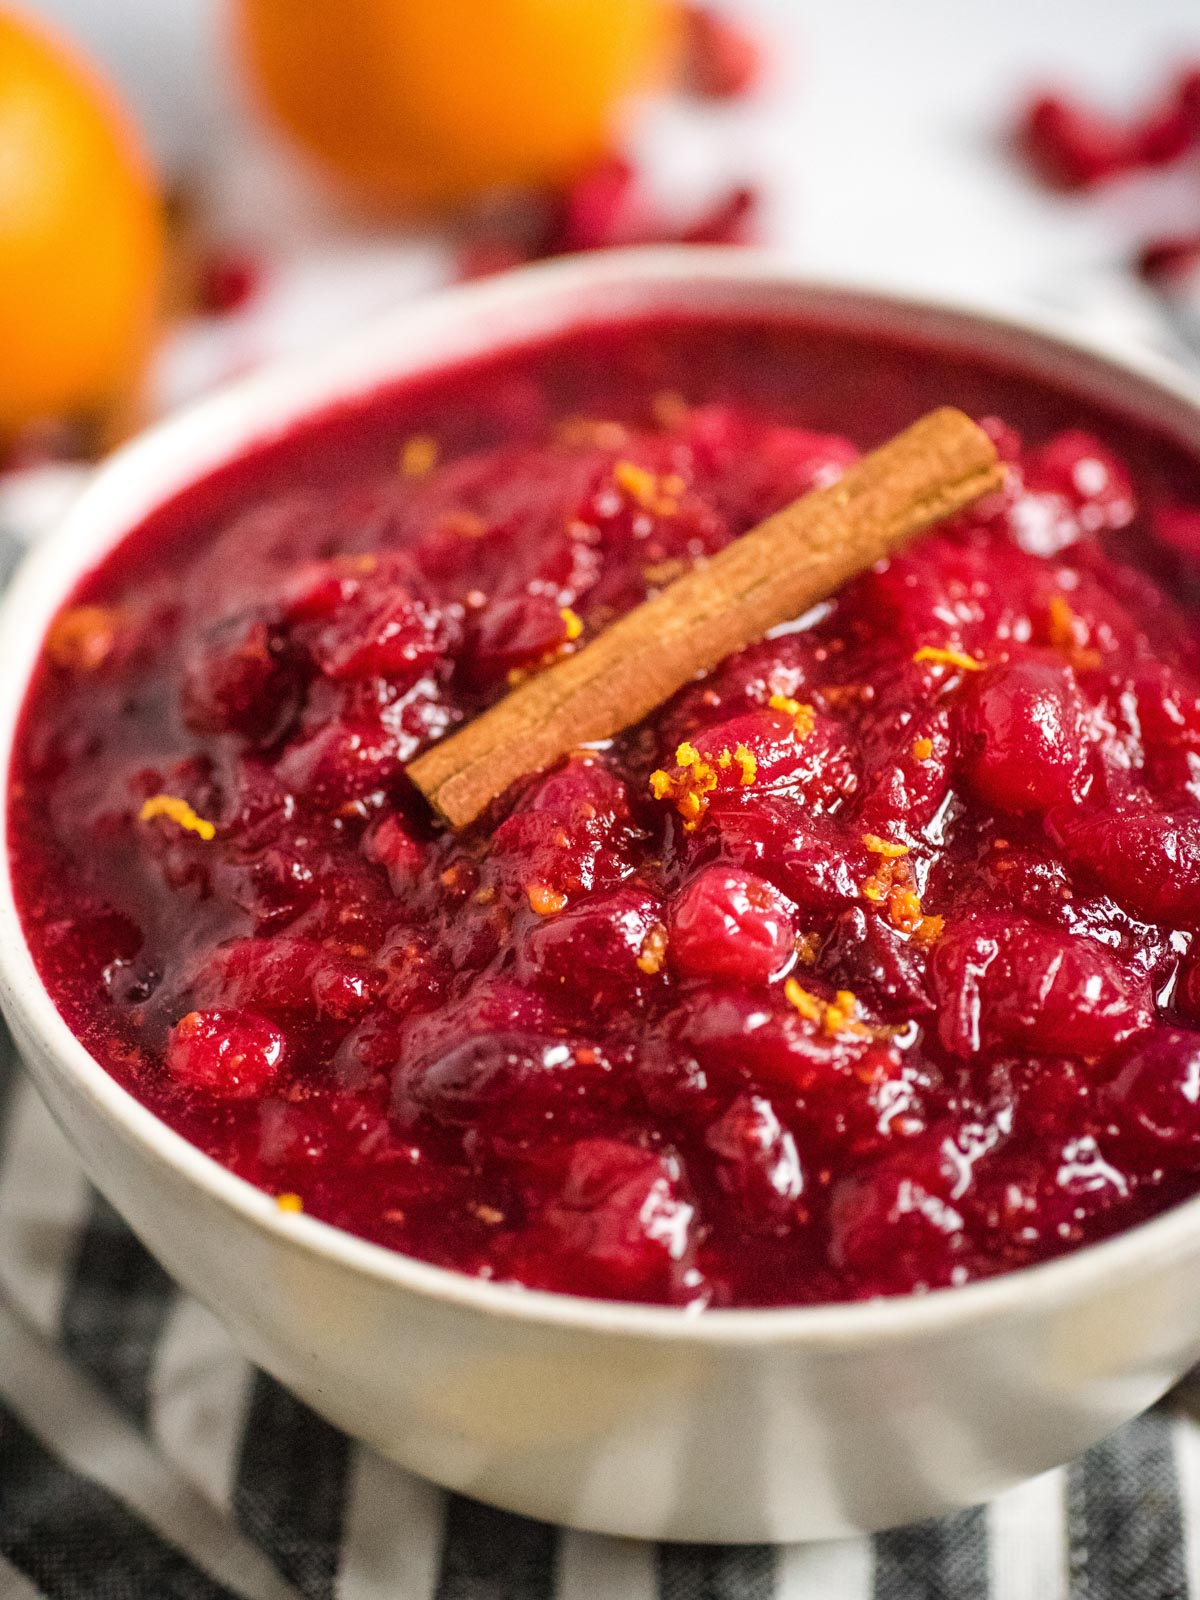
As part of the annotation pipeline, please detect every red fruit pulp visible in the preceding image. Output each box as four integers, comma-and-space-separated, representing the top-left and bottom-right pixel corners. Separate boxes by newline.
11, 312, 1200, 1308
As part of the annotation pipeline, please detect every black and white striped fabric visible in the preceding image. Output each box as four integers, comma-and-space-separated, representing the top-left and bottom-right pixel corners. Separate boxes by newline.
3, 1032, 1200, 1599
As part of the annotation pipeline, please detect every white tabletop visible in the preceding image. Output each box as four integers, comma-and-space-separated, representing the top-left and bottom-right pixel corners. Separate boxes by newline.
19, 0, 1200, 403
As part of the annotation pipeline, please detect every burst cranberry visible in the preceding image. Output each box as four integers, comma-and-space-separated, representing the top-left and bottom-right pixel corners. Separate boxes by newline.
705, 798, 861, 913
166, 1009, 285, 1098
1048, 806, 1200, 924
190, 937, 376, 1020
828, 1135, 971, 1292
705, 1095, 804, 1230
463, 592, 571, 684
930, 916, 1151, 1059
669, 866, 795, 985
310, 582, 448, 684
959, 656, 1088, 813
1026, 432, 1135, 532
1102, 1028, 1200, 1155
819, 905, 933, 1021
181, 616, 300, 740
394, 1032, 589, 1128
362, 812, 424, 892
519, 1140, 695, 1299
968, 1136, 1129, 1256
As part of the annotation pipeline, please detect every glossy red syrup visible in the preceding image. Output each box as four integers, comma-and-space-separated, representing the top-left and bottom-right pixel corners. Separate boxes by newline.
12, 313, 1200, 1308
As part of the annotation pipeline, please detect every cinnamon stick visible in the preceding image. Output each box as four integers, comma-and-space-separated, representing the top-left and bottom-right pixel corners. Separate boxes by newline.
409, 406, 1003, 828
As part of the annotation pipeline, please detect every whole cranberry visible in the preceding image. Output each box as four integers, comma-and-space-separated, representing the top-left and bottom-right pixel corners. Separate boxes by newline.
165, 1009, 285, 1098
669, 866, 795, 986
959, 656, 1088, 813
1102, 1028, 1200, 1156
704, 1094, 804, 1230
521, 887, 664, 1008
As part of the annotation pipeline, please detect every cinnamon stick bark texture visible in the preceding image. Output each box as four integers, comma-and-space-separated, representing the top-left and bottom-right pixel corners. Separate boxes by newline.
409, 406, 1003, 828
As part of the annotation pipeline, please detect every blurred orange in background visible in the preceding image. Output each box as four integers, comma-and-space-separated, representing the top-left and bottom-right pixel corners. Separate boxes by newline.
0, 6, 163, 439
232, 0, 678, 211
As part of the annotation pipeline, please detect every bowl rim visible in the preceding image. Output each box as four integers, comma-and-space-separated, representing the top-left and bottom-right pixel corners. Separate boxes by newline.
6, 243, 1200, 1347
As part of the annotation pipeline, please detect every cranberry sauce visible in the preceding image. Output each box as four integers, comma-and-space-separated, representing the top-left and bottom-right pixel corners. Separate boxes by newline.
12, 313, 1200, 1308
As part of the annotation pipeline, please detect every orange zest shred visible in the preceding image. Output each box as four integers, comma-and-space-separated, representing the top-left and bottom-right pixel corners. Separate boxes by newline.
636, 923, 668, 976
440, 510, 487, 540
557, 416, 630, 450
859, 853, 945, 946
651, 390, 689, 429
276, 1192, 304, 1213
45, 605, 122, 672
139, 795, 216, 841
649, 740, 720, 830
821, 683, 871, 710
399, 433, 438, 477
912, 645, 986, 673
785, 978, 868, 1037
862, 833, 907, 858
912, 736, 934, 761
527, 883, 568, 916
1047, 593, 1103, 670
768, 693, 816, 740
560, 606, 584, 642
613, 459, 685, 517
795, 930, 821, 966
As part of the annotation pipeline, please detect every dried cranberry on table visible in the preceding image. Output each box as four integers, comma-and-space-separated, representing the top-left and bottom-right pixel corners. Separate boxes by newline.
679, 4, 763, 102
196, 249, 264, 316
456, 154, 759, 280
1014, 60, 1200, 190
13, 313, 1200, 1307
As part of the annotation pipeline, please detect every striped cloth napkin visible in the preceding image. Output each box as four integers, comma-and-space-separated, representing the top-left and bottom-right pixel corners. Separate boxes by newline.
0, 420, 1197, 1600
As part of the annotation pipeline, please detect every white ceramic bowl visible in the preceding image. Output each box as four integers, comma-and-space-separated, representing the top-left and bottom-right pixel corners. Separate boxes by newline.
4, 249, 1200, 1544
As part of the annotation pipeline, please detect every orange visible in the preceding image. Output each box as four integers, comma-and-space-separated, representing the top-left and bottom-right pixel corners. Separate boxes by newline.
233, 0, 677, 210
0, 7, 163, 436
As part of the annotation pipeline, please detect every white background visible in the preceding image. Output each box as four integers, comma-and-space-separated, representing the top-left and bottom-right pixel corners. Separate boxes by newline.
18, 0, 1200, 393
